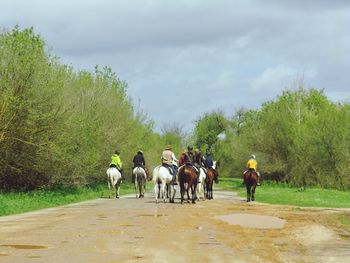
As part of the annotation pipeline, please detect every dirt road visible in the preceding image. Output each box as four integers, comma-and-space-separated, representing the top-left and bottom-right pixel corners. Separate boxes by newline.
0, 189, 349, 263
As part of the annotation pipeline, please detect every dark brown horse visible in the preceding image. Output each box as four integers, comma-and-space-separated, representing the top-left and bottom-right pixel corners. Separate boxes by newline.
205, 167, 218, 200
243, 170, 258, 202
178, 165, 198, 204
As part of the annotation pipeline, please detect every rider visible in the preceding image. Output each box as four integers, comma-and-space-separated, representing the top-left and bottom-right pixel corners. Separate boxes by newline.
183, 145, 199, 176
178, 149, 187, 167
109, 149, 124, 179
184, 145, 195, 165
244, 154, 261, 186
132, 150, 146, 183
171, 150, 179, 184
203, 149, 214, 169
161, 145, 177, 184
194, 148, 204, 168
203, 149, 218, 181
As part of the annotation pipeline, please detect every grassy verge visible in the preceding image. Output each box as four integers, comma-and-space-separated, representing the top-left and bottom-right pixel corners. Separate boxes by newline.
218, 177, 350, 208
0, 182, 135, 216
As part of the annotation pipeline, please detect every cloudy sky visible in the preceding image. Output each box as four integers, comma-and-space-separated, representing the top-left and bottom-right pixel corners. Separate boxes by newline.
1, 0, 349, 132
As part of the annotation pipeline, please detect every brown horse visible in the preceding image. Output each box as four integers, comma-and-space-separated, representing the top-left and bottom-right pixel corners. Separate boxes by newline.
243, 170, 258, 202
178, 165, 198, 204
205, 167, 218, 200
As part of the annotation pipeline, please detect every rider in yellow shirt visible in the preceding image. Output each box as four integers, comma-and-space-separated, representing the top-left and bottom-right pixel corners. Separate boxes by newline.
109, 149, 124, 179
244, 154, 261, 185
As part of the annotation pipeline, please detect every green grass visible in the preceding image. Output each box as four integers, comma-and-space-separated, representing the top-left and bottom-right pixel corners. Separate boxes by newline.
218, 177, 350, 208
0, 182, 135, 216
2, 178, 350, 216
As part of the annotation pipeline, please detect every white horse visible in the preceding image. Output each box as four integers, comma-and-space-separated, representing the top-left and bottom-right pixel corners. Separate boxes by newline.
152, 165, 176, 203
107, 167, 122, 198
133, 166, 147, 198
196, 167, 207, 200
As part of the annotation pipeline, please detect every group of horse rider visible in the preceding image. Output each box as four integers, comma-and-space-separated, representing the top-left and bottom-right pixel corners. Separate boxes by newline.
161, 145, 217, 185
108, 147, 260, 185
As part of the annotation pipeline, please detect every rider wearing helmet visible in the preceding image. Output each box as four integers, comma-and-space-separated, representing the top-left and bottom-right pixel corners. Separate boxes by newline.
161, 145, 177, 183
203, 149, 214, 168
183, 145, 200, 177
184, 145, 195, 165
109, 149, 124, 179
244, 154, 260, 185
132, 150, 146, 183
194, 148, 204, 168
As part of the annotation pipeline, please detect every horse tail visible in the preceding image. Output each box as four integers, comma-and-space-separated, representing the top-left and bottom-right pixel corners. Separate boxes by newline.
152, 165, 161, 184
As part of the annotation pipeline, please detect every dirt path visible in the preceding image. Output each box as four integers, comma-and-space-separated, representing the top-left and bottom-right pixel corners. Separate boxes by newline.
0, 189, 349, 263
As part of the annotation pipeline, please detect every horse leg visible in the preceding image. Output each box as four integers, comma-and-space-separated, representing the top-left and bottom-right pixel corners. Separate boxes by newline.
186, 187, 190, 203
157, 184, 161, 199
134, 179, 138, 198
154, 184, 159, 203
180, 184, 185, 204
115, 184, 119, 199
168, 184, 173, 203
107, 177, 111, 199
252, 185, 256, 201
161, 183, 167, 203
140, 179, 144, 198
246, 185, 251, 202
191, 185, 196, 204
171, 185, 176, 203
208, 183, 211, 200
142, 177, 146, 198
196, 182, 200, 200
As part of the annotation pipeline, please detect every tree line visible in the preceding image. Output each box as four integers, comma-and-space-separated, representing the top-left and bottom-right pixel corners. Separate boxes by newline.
0, 27, 182, 191
1, 27, 349, 192
192, 88, 350, 190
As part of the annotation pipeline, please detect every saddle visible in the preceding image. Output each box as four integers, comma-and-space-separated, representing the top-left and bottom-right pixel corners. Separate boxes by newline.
162, 164, 173, 175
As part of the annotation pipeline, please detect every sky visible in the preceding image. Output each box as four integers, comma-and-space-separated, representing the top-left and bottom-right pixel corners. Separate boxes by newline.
1, 0, 349, 132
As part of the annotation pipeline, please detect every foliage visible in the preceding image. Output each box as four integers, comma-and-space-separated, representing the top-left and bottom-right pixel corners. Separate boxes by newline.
0, 26, 182, 191
193, 111, 227, 151
194, 88, 350, 190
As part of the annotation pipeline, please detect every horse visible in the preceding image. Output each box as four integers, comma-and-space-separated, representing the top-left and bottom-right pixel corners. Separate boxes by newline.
152, 165, 176, 203
178, 165, 198, 204
133, 166, 147, 198
106, 167, 122, 198
243, 170, 258, 202
205, 167, 218, 200
196, 167, 207, 200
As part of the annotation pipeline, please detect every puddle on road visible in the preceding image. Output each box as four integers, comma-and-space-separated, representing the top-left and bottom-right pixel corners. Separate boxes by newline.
215, 213, 286, 229
0, 244, 47, 250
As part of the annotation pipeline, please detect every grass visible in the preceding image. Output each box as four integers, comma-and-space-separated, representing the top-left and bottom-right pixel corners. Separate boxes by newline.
2, 178, 350, 217
0, 182, 135, 216
218, 177, 350, 208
